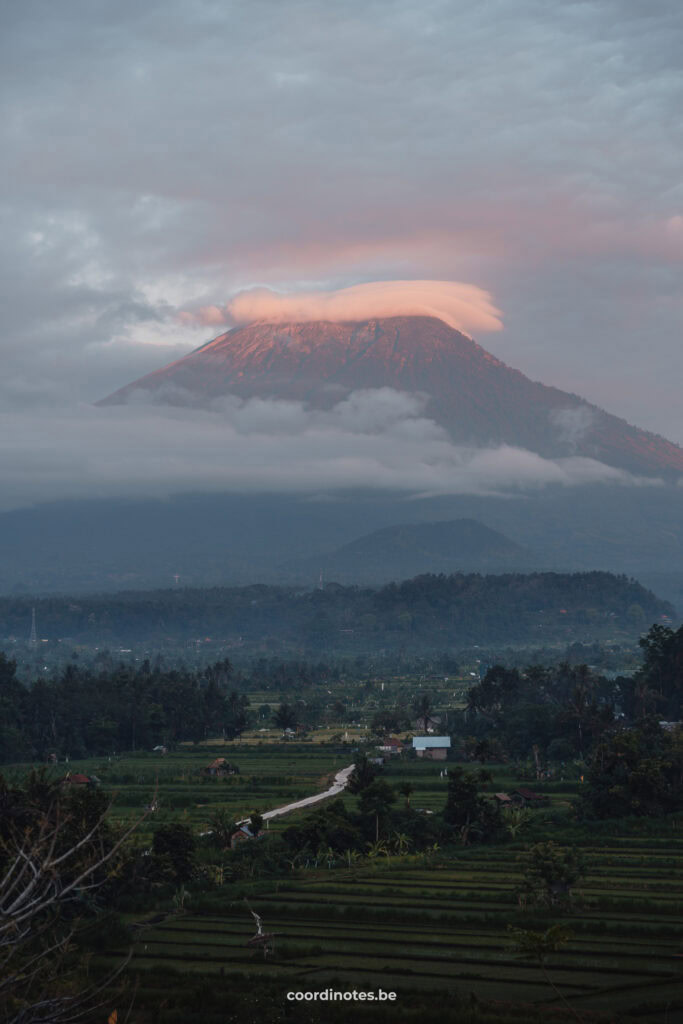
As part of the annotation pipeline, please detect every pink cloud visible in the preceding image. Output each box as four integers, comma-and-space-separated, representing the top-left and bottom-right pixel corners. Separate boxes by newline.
181, 280, 503, 336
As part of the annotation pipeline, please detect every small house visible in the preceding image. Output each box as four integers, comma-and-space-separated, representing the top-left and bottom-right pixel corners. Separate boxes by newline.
511, 788, 548, 807
412, 736, 451, 760
60, 772, 97, 787
230, 824, 266, 849
203, 757, 239, 778
377, 739, 404, 755
494, 792, 512, 806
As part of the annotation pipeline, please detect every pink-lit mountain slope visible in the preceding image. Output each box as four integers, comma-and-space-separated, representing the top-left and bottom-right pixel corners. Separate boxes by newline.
100, 316, 683, 477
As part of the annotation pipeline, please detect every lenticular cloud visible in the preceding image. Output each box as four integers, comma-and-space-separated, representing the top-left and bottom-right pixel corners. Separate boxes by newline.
185, 280, 503, 337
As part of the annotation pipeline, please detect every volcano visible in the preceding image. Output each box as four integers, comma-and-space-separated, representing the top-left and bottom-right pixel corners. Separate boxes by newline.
100, 316, 683, 477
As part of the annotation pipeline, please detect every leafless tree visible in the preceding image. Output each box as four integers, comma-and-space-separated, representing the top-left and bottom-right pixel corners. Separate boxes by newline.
1, 782, 154, 1024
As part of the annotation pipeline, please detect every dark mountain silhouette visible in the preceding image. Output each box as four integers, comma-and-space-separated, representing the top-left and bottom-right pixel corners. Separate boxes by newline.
101, 315, 683, 477
1, 489, 683, 602
288, 518, 539, 583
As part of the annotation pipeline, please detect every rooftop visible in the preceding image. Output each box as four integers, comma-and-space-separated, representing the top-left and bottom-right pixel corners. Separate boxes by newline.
412, 736, 451, 749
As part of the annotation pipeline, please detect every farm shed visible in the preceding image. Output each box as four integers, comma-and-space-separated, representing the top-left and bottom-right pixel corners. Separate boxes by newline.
230, 825, 266, 850
412, 736, 451, 760
60, 772, 98, 787
511, 788, 548, 807
203, 757, 239, 777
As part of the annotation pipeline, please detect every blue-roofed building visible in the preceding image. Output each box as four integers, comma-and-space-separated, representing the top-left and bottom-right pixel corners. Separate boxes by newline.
412, 736, 451, 760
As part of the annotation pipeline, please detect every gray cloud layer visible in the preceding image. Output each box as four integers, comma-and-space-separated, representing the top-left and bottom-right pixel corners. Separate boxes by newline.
1, 0, 682, 509
0, 388, 649, 512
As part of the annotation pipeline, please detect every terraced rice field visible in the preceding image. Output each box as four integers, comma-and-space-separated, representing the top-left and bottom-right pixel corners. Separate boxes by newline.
11, 744, 682, 1017
5, 744, 349, 838
119, 835, 683, 1019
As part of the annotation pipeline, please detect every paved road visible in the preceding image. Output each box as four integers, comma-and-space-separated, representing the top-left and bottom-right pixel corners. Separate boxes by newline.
236, 763, 354, 827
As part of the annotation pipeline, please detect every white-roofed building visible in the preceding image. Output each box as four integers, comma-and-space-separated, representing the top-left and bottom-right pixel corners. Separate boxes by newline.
412, 736, 451, 760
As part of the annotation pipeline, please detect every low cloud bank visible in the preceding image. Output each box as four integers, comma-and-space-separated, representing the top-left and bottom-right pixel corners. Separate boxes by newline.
180, 280, 504, 337
0, 388, 650, 513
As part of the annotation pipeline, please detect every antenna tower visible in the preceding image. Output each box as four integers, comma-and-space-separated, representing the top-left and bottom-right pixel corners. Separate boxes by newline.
29, 607, 37, 646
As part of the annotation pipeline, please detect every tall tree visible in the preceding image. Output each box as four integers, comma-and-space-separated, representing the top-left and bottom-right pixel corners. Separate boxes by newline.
517, 841, 584, 909
273, 703, 298, 731
346, 754, 378, 794
412, 692, 438, 731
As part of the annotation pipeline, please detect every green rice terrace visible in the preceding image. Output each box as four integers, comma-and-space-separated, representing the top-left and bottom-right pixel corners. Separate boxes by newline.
117, 843, 683, 1019
5, 617, 683, 1024
2, 743, 350, 839
26, 742, 680, 1023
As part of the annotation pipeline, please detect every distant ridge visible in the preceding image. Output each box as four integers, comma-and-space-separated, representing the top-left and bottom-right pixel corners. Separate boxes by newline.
287, 518, 539, 584
0, 571, 672, 650
100, 315, 683, 478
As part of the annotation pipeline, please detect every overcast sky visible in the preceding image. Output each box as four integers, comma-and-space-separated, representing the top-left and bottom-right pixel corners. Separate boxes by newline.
2, 0, 682, 508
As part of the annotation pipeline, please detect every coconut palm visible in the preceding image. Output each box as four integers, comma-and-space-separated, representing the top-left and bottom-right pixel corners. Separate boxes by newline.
503, 806, 532, 839
366, 839, 389, 859
343, 848, 361, 871
391, 831, 412, 856
412, 693, 438, 732
317, 844, 336, 869
398, 781, 414, 808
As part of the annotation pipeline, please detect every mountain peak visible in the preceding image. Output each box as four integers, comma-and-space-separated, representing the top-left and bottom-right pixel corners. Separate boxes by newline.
100, 315, 683, 478
286, 517, 537, 584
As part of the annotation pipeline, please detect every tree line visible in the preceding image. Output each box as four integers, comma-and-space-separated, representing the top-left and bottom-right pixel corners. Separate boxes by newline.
1, 571, 672, 651
0, 655, 251, 763
456, 623, 683, 819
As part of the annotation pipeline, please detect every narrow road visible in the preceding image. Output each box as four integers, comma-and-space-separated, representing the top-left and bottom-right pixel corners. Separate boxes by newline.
237, 764, 354, 826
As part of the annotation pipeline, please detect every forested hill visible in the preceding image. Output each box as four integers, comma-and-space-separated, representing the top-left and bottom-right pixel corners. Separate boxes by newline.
1, 572, 674, 652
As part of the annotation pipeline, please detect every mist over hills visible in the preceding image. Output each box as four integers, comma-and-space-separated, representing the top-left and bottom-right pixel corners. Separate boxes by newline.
101, 315, 683, 479
288, 518, 540, 584
2, 488, 683, 612
3, 316, 682, 601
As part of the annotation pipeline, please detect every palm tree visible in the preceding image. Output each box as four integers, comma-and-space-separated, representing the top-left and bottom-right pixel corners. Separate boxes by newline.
398, 781, 414, 808
633, 675, 660, 719
317, 844, 336, 869
366, 839, 389, 860
564, 665, 597, 757
503, 806, 532, 840
391, 831, 412, 856
412, 693, 437, 732
423, 842, 440, 864
208, 808, 238, 848
273, 702, 298, 731
343, 848, 361, 872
